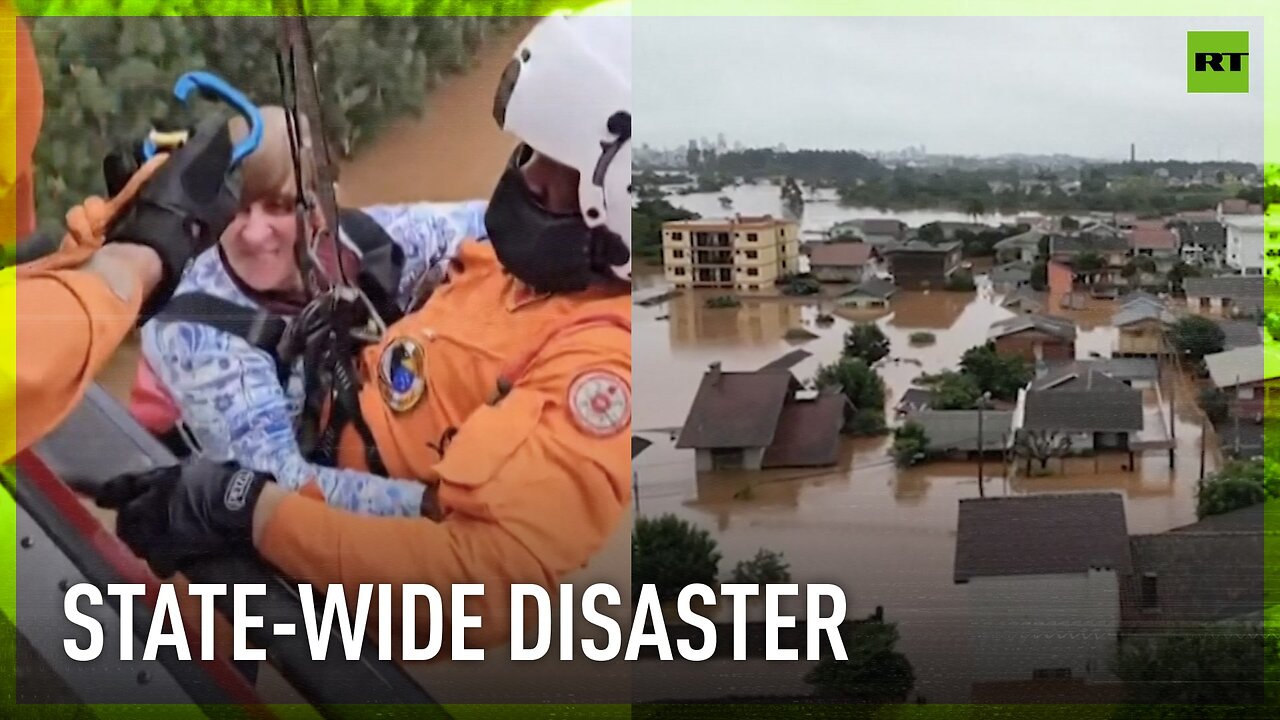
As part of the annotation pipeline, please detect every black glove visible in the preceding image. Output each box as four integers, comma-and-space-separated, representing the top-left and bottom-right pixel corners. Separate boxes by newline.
104, 114, 243, 324
96, 460, 269, 579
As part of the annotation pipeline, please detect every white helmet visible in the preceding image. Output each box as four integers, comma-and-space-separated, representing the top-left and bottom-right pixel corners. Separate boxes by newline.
494, 1, 632, 281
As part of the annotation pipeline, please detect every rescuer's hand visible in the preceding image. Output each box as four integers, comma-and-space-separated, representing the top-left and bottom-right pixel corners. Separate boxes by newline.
104, 114, 243, 324
97, 460, 269, 578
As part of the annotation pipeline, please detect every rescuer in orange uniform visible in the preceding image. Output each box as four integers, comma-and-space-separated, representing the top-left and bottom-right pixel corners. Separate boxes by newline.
100, 3, 632, 655
3, 11, 245, 461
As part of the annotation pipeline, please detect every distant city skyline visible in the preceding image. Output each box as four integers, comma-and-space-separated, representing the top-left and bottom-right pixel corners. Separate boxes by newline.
635, 16, 1265, 163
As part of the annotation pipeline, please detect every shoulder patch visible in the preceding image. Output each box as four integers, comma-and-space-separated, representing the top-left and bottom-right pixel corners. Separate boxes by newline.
567, 370, 631, 438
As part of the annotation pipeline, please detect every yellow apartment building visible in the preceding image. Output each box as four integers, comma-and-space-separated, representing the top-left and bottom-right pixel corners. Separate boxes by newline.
661, 215, 801, 291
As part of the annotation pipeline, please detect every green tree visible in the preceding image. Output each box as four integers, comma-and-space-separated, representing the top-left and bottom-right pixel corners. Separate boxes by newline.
1199, 388, 1229, 424
963, 197, 985, 221
1060, 215, 1080, 231
892, 422, 930, 467
729, 549, 791, 584
1115, 626, 1278, 705
632, 514, 721, 601
780, 175, 805, 219
916, 222, 944, 244
805, 621, 916, 703
814, 358, 887, 436
631, 197, 698, 260
841, 323, 891, 364
921, 371, 981, 410
960, 343, 1031, 401
945, 270, 976, 292
1168, 261, 1201, 292
1171, 315, 1226, 357
1195, 459, 1273, 519
1073, 251, 1105, 275
1029, 261, 1049, 291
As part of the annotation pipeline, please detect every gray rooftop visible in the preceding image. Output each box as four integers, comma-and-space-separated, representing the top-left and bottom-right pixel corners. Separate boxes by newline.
1050, 234, 1130, 255
1032, 363, 1141, 392
1112, 301, 1179, 327
988, 313, 1077, 341
1022, 387, 1144, 432
904, 410, 1013, 452
1183, 276, 1264, 307
989, 261, 1033, 285
1000, 287, 1046, 312
954, 493, 1132, 582
1218, 320, 1264, 350
1204, 346, 1279, 388
840, 277, 897, 300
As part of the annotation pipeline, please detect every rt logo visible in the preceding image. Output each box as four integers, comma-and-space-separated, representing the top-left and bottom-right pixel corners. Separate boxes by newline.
1187, 31, 1249, 93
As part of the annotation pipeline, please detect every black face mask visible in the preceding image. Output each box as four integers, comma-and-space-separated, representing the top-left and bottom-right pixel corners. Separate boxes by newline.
484, 153, 630, 294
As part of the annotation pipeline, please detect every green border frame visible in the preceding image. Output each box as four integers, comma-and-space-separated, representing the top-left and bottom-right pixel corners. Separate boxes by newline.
5, 0, 1279, 718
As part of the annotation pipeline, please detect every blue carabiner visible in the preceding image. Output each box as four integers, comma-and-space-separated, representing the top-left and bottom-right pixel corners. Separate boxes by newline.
142, 71, 264, 168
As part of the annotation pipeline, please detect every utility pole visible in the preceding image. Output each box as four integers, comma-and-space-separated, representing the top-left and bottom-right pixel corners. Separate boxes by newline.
977, 392, 991, 497
1199, 414, 1207, 480
1233, 374, 1241, 456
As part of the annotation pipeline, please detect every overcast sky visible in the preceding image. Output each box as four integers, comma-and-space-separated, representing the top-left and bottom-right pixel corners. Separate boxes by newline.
635, 16, 1264, 162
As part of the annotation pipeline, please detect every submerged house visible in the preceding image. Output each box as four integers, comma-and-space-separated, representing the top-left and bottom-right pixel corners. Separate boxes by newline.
676, 362, 847, 471
1111, 297, 1177, 357
955, 493, 1131, 684
1018, 376, 1144, 453
805, 241, 878, 283
987, 314, 1077, 363
836, 277, 896, 310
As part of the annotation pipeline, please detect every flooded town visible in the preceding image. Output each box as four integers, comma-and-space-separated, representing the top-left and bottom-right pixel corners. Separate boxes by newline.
631, 15, 1272, 706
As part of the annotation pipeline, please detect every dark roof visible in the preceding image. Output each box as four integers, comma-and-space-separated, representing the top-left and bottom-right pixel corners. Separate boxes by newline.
1121, 515, 1265, 629
896, 387, 934, 411
760, 392, 846, 468
989, 313, 1077, 341
1171, 503, 1264, 533
807, 241, 874, 268
1178, 220, 1226, 250
885, 240, 961, 254
1032, 363, 1137, 392
905, 410, 1013, 451
842, 277, 896, 300
993, 229, 1045, 250
1183, 276, 1264, 307
632, 436, 653, 459
1050, 234, 1129, 255
859, 218, 906, 236
1022, 387, 1143, 432
1218, 319, 1263, 350
676, 368, 798, 449
757, 349, 812, 372
1122, 290, 1163, 307
954, 493, 1131, 582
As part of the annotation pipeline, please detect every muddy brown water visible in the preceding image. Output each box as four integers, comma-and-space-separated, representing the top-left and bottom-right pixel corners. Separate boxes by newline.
632, 264, 1218, 702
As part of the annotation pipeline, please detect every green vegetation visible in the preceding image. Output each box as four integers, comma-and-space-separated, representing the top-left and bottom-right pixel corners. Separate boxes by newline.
632, 514, 721, 602
704, 295, 741, 309
944, 270, 976, 292
1115, 626, 1279, 705
841, 323, 891, 364
805, 620, 916, 703
814, 358, 887, 436
1171, 315, 1226, 358
729, 549, 791, 584
892, 422, 929, 467
1195, 459, 1274, 519
960, 343, 1032, 402
28, 15, 531, 232
919, 370, 981, 411
908, 331, 935, 345
781, 275, 821, 296
632, 196, 698, 261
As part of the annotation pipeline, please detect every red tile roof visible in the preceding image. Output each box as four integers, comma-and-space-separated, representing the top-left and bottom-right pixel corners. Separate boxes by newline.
1129, 226, 1177, 251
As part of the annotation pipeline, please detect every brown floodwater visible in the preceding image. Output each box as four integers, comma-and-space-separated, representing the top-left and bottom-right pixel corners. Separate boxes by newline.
632, 264, 1219, 702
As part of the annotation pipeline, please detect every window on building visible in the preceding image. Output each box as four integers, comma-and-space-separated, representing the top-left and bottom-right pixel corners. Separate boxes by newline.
748, 284, 759, 291
1141, 573, 1159, 610
674, 267, 686, 276
1238, 386, 1252, 400
671, 232, 683, 241
746, 250, 758, 259
673, 249, 685, 259
747, 268, 759, 276
747, 233, 758, 242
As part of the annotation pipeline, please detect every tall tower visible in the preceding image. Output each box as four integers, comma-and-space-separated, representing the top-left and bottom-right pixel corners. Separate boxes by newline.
1130, 143, 1135, 163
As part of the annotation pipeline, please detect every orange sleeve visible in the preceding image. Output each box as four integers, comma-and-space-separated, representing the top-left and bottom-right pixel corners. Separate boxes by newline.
259, 325, 632, 655
13, 266, 142, 454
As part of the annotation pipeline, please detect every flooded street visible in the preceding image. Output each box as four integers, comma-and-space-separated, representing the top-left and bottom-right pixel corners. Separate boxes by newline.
633, 261, 1217, 702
